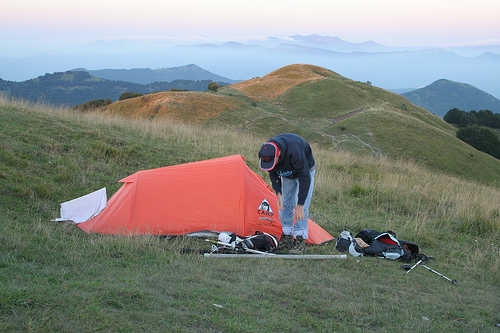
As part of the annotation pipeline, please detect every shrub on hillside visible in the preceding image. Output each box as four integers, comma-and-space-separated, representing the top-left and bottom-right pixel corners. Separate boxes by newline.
119, 92, 143, 100
73, 99, 112, 111
208, 82, 219, 92
457, 126, 500, 159
444, 108, 472, 127
444, 108, 500, 128
474, 109, 500, 128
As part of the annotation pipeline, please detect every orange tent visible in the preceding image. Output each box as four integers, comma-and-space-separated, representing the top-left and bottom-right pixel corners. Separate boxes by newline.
78, 155, 333, 244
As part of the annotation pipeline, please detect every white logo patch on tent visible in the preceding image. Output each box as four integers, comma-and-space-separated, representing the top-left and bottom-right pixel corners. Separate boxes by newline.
258, 199, 273, 213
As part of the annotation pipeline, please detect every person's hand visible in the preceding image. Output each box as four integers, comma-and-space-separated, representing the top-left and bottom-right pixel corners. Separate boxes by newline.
295, 205, 305, 221
276, 193, 283, 210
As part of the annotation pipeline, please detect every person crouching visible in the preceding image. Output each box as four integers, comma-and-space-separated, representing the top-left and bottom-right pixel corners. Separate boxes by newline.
258, 133, 316, 254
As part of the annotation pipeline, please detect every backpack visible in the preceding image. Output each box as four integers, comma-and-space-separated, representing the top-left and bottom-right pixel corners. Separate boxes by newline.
355, 229, 419, 262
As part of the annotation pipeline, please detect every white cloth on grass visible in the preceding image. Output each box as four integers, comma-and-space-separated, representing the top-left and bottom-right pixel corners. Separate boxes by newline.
53, 187, 107, 223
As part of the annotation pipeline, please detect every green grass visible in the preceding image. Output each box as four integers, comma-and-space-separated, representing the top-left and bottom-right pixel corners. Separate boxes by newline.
1, 98, 499, 332
325, 106, 500, 185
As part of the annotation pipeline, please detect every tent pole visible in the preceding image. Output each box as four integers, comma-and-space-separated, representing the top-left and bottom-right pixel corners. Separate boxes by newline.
204, 253, 347, 259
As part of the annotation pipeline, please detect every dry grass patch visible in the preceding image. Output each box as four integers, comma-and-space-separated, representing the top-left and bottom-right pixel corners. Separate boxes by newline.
231, 64, 332, 101
316, 149, 500, 236
102, 91, 240, 124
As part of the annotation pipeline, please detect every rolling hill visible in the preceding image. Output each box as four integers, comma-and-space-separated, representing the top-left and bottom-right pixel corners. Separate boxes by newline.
403, 79, 500, 117
0, 70, 226, 107
84, 64, 237, 85
98, 64, 500, 186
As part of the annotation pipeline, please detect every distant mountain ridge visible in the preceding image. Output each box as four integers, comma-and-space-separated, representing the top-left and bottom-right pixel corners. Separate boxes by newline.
287, 34, 387, 52
403, 79, 500, 117
1, 34, 499, 98
0, 70, 225, 106
81, 64, 237, 85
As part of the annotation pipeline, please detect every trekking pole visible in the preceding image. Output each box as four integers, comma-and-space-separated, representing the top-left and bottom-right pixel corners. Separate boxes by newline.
405, 259, 423, 274
421, 264, 457, 285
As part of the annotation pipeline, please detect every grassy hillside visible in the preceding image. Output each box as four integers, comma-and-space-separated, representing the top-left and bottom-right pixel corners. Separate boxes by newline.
101, 64, 500, 187
0, 97, 498, 332
229, 64, 332, 100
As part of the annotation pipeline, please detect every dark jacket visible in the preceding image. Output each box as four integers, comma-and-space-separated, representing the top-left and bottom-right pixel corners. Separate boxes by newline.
267, 133, 315, 205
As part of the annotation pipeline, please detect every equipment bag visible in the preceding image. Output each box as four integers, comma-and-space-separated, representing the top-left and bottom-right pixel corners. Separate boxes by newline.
218, 231, 278, 252
355, 229, 419, 261
241, 232, 279, 252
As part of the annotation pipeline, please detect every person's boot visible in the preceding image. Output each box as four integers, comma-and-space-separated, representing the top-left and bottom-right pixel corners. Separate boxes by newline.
277, 234, 293, 253
289, 236, 306, 254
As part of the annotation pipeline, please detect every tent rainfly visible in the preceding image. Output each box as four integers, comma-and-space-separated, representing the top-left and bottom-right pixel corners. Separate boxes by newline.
76, 155, 334, 244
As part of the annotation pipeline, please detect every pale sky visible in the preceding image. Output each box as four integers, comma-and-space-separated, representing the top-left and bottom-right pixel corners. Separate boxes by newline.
2, 0, 500, 46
